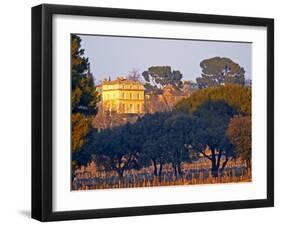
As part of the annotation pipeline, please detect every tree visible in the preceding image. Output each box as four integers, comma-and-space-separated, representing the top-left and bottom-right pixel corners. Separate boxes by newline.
196, 57, 245, 88
137, 112, 171, 180
81, 101, 241, 181
175, 84, 251, 115
227, 116, 251, 171
71, 34, 98, 116
72, 113, 91, 153
89, 111, 195, 182
71, 34, 98, 154
137, 112, 194, 181
192, 100, 237, 177
164, 113, 194, 178
71, 34, 98, 176
142, 66, 183, 91
92, 107, 127, 131
127, 69, 141, 81
87, 123, 142, 179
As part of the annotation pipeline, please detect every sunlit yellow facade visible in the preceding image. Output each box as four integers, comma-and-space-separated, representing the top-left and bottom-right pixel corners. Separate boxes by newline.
102, 78, 145, 114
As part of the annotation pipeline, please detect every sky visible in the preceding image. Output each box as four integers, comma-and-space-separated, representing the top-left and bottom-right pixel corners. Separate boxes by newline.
78, 34, 252, 84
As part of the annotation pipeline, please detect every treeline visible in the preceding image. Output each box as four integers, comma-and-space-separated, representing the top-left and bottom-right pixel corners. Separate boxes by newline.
73, 84, 251, 180
129, 57, 248, 92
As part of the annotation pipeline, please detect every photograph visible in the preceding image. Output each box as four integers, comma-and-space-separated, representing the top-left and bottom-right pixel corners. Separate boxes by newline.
30, 3, 274, 221
71, 34, 252, 191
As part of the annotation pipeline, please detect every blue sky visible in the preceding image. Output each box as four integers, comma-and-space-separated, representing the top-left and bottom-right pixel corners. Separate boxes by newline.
78, 34, 252, 84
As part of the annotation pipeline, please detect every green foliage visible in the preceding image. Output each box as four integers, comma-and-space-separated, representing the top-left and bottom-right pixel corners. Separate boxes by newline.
175, 83, 251, 177
227, 116, 251, 169
71, 35, 98, 115
163, 113, 195, 177
175, 84, 251, 115
71, 34, 98, 155
142, 66, 183, 91
77, 99, 244, 178
85, 123, 143, 178
82, 112, 196, 179
196, 57, 245, 88
136, 112, 195, 178
138, 113, 172, 178
192, 101, 236, 152
138, 113, 171, 165
71, 113, 90, 152
191, 100, 237, 177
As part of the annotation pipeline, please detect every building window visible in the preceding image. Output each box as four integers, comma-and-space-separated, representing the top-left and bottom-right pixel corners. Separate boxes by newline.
130, 93, 132, 99
121, 92, 124, 99
130, 104, 133, 112
137, 104, 140, 112
137, 93, 140, 99
126, 104, 128, 112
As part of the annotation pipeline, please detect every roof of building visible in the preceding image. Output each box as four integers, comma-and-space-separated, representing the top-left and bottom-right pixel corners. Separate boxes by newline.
102, 77, 143, 85
163, 84, 185, 96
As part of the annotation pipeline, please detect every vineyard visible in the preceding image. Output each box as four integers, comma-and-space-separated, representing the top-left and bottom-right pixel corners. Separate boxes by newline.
72, 159, 251, 190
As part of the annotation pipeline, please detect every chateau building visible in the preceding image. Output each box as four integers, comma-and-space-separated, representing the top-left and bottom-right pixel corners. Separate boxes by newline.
101, 77, 145, 114
144, 85, 186, 113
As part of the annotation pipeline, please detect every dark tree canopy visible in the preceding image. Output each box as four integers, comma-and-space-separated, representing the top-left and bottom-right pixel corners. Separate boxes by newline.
196, 57, 246, 88
191, 100, 237, 177
142, 66, 183, 91
74, 91, 250, 180
83, 122, 143, 178
163, 113, 195, 177
79, 112, 197, 180
138, 112, 172, 178
76, 99, 242, 179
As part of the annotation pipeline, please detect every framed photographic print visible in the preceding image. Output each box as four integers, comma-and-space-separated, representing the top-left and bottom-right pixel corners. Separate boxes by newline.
31, 4, 274, 221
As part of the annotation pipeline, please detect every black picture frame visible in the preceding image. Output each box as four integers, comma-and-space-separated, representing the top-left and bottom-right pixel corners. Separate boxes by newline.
32, 3, 274, 222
